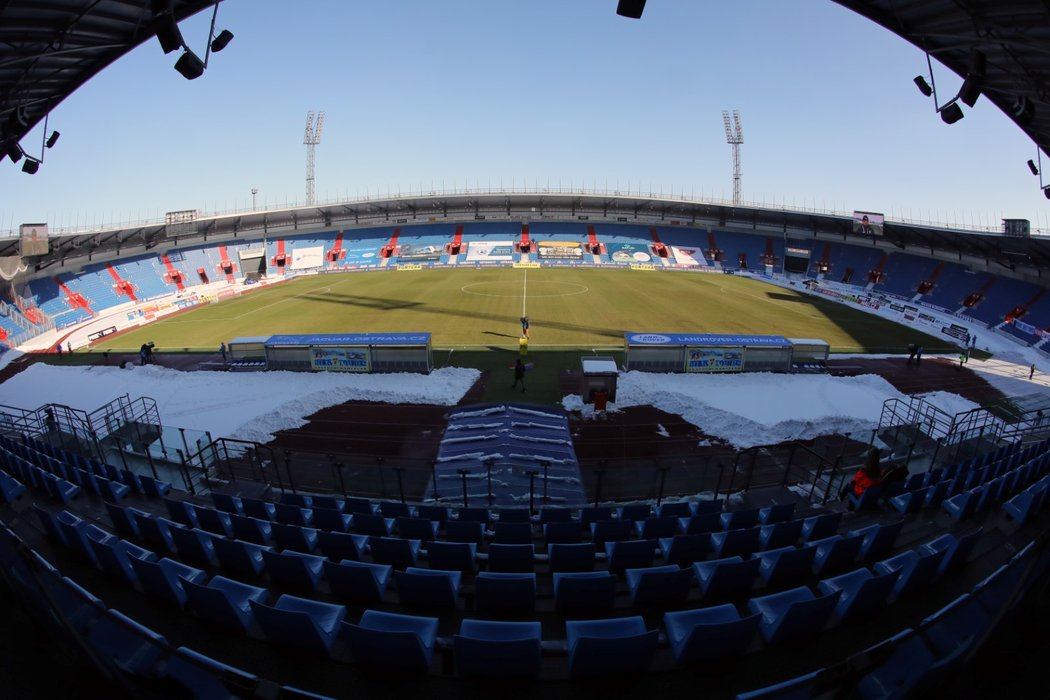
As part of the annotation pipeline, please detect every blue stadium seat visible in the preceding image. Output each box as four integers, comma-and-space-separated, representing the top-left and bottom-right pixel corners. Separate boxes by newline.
693, 555, 760, 599
553, 571, 617, 611
212, 537, 271, 578
312, 507, 352, 533
487, 543, 536, 573
850, 520, 904, 561
544, 521, 583, 544
497, 507, 532, 523
618, 503, 653, 522
195, 507, 233, 537
800, 512, 842, 542
251, 594, 347, 653
162, 646, 259, 699
378, 501, 413, 519
548, 542, 596, 572
396, 517, 439, 543
817, 567, 900, 622
261, 549, 326, 590
625, 564, 693, 606
210, 492, 243, 515
747, 586, 841, 644
323, 559, 391, 602
86, 609, 169, 678
758, 520, 803, 551
369, 536, 420, 569
316, 531, 367, 562
756, 545, 817, 586
444, 520, 485, 545
454, 619, 542, 678
663, 603, 760, 665
711, 527, 762, 559
656, 502, 694, 518
565, 616, 658, 678
605, 539, 658, 572
241, 498, 276, 521
474, 572, 536, 612
426, 540, 477, 574
874, 548, 947, 599
351, 513, 394, 537
758, 503, 796, 525
919, 528, 982, 576
658, 533, 711, 566
721, 507, 761, 530
416, 504, 450, 524
539, 507, 574, 524
635, 516, 679, 539
275, 502, 314, 527
130, 556, 208, 607
590, 519, 633, 549
809, 533, 864, 576
343, 610, 439, 673
272, 522, 319, 554
137, 516, 177, 554
394, 567, 461, 608
169, 527, 218, 567
492, 521, 533, 544
679, 511, 722, 535
230, 514, 273, 545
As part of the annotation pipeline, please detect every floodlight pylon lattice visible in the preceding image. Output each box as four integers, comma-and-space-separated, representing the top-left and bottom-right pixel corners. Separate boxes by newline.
303, 110, 325, 205
722, 110, 744, 206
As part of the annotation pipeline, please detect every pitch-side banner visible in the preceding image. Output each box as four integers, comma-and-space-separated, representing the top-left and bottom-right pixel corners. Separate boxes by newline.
310, 347, 371, 372
607, 242, 653, 264
536, 241, 584, 260
466, 241, 516, 262
685, 347, 744, 373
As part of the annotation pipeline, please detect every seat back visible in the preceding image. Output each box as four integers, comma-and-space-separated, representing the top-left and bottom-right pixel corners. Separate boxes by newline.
323, 559, 391, 602
454, 620, 542, 678
394, 568, 460, 608
488, 543, 536, 573
548, 542, 595, 572
554, 572, 617, 610
250, 600, 334, 653
426, 541, 477, 574
474, 572, 536, 612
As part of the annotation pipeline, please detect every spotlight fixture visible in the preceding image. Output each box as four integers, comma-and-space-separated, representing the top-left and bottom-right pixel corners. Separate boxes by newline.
1044, 186, 1050, 201
174, 50, 206, 80
21, 158, 40, 175
940, 101, 964, 125
45, 131, 60, 149
958, 51, 986, 108
210, 29, 233, 53
616, 0, 646, 18
913, 75, 933, 97
1012, 95, 1035, 126
1029, 159, 1040, 176
152, 0, 183, 54
3, 140, 23, 163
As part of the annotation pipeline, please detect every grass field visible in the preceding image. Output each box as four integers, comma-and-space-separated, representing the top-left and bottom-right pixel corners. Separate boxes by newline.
93, 268, 951, 355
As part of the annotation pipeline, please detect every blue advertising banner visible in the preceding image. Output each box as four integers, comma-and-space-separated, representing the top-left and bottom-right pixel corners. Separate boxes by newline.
685, 348, 744, 373
606, 242, 654, 264
268, 333, 431, 346
310, 347, 370, 372
625, 333, 790, 347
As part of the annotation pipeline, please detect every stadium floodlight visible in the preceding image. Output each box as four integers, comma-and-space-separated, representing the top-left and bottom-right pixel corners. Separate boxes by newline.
45, 131, 60, 149
1044, 186, 1050, 200
21, 157, 40, 175
958, 50, 986, 108
940, 100, 964, 125
1012, 95, 1035, 126
174, 50, 205, 80
210, 29, 234, 53
616, 0, 646, 18
1029, 159, 1039, 176
152, 0, 184, 54
913, 75, 933, 97
4, 140, 23, 163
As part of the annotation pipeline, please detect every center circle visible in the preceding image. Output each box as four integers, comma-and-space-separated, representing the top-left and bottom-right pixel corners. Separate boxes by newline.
460, 280, 590, 299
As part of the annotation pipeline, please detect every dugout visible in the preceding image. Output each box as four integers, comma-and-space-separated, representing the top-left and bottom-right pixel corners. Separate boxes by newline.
580, 356, 619, 403
263, 333, 432, 373
623, 333, 794, 373
228, 336, 270, 362
788, 338, 830, 365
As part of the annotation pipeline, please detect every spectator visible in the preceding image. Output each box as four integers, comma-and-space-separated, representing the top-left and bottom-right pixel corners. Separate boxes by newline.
915, 346, 923, 366
1031, 363, 1037, 380
220, 342, 227, 362
842, 447, 882, 504
511, 358, 526, 392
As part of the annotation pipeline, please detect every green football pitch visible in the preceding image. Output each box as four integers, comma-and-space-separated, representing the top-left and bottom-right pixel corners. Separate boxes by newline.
93, 267, 950, 355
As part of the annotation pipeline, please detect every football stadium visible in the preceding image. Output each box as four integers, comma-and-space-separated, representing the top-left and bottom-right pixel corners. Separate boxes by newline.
1, 2, 1050, 698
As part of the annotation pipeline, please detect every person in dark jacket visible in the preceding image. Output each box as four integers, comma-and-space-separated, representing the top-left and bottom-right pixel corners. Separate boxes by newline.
511, 358, 526, 392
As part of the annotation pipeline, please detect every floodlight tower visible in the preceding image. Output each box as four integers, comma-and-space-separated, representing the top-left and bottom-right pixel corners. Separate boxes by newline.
303, 110, 325, 205
722, 110, 744, 206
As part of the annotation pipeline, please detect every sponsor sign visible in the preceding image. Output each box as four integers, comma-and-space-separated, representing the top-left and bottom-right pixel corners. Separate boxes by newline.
785, 247, 811, 257
671, 246, 704, 267
607, 243, 653, 264
397, 243, 442, 261
512, 262, 541, 268
536, 241, 584, 260
310, 347, 370, 372
268, 333, 431, 346
630, 264, 657, 271
686, 347, 744, 373
397, 264, 423, 271
466, 241, 516, 262
942, 326, 970, 341
626, 333, 790, 347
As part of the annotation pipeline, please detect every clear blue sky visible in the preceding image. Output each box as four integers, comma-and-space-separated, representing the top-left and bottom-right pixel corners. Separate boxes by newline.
2, 0, 1047, 235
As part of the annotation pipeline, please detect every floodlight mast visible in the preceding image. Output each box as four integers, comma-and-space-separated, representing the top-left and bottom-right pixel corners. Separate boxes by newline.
722, 109, 744, 206
303, 110, 325, 205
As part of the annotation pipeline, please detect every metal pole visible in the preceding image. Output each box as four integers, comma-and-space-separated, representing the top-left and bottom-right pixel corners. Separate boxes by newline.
783, 443, 797, 486
177, 448, 196, 495
526, 470, 538, 514
394, 466, 406, 504
594, 461, 606, 508
376, 457, 386, 498
430, 460, 439, 499
457, 469, 470, 507
541, 460, 550, 503
178, 427, 191, 464
113, 435, 129, 472
714, 463, 725, 498
484, 458, 494, 506
657, 463, 669, 506
144, 445, 161, 481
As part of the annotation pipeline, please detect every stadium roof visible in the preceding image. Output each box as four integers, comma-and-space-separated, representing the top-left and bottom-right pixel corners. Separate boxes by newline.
832, 0, 1050, 157
0, 1, 217, 161
2, 1, 1048, 164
